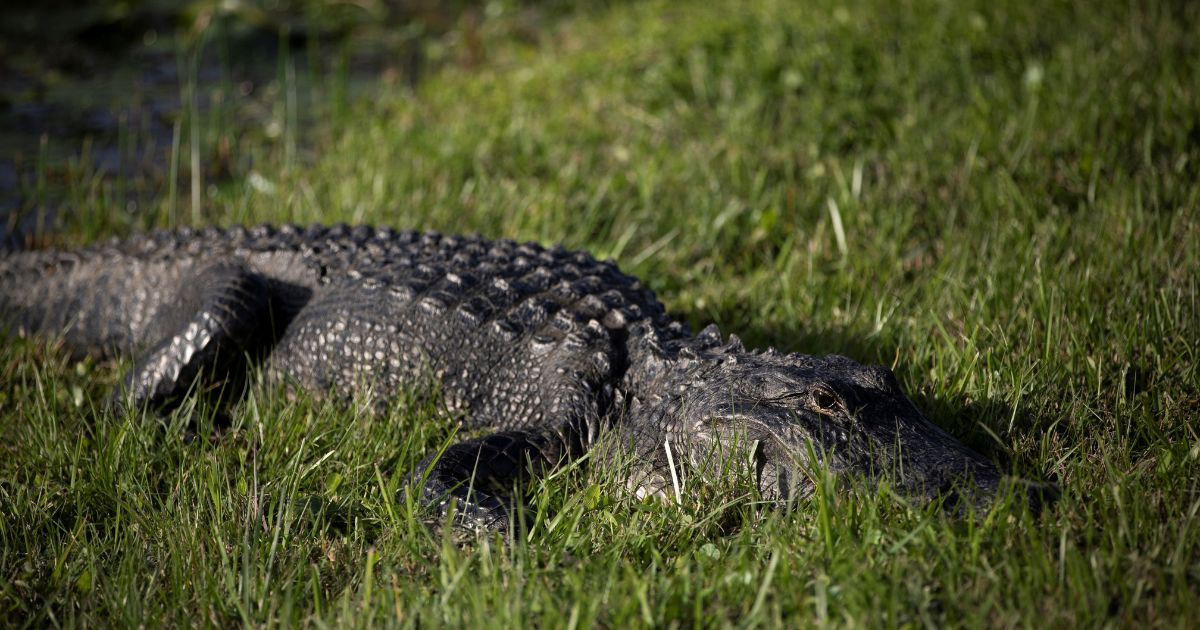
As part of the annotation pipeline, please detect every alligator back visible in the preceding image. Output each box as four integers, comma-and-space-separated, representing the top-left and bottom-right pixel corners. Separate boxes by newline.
0, 224, 679, 428
257, 225, 679, 430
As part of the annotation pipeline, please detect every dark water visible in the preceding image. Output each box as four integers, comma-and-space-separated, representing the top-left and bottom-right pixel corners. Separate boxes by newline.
0, 1, 444, 245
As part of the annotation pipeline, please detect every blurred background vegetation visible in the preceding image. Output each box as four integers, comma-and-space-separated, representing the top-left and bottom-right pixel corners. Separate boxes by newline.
0, 0, 596, 235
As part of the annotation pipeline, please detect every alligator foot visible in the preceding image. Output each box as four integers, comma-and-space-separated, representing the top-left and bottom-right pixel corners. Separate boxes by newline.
412, 428, 573, 534
107, 261, 270, 416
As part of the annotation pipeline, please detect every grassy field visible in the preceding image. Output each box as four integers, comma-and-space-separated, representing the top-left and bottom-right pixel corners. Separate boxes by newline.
3, 0, 1199, 625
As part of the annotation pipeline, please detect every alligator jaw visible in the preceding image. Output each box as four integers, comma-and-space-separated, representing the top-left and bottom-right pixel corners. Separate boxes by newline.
751, 432, 1004, 514
756, 416, 1061, 517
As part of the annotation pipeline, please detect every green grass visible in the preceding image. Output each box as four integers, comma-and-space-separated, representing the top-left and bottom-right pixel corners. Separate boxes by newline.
3, 0, 1199, 625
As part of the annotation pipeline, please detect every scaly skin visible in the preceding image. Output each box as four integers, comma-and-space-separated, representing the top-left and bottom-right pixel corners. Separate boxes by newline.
1, 224, 1038, 531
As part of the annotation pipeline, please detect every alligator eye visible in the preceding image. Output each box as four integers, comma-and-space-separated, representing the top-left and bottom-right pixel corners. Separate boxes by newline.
809, 387, 842, 414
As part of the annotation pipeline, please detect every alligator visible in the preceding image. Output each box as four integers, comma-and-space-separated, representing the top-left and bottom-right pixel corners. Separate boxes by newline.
0, 224, 1037, 531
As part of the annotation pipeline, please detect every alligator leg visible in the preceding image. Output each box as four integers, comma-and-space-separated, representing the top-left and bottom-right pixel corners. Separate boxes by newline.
109, 261, 270, 416
413, 427, 577, 532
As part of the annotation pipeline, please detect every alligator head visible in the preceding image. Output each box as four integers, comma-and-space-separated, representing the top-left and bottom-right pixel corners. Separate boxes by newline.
620, 326, 1048, 513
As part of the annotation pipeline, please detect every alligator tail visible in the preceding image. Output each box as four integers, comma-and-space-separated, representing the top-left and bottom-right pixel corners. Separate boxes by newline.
0, 243, 182, 359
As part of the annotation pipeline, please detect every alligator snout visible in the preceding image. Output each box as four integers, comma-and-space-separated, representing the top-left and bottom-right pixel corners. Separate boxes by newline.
759, 432, 1057, 516
916, 472, 1059, 517
964, 476, 1060, 516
